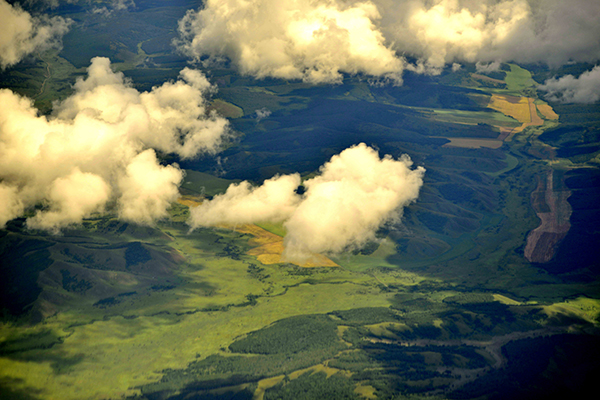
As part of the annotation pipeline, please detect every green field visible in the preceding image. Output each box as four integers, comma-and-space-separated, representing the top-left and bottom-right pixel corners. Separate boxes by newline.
2, 209, 594, 400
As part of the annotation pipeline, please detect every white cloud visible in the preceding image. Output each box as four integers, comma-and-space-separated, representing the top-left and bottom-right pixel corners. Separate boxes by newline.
188, 143, 425, 262
189, 174, 302, 227
177, 0, 600, 81
378, 0, 600, 70
255, 108, 272, 122
0, 185, 24, 228
0, 57, 229, 230
538, 66, 600, 104
92, 0, 136, 17
23, 0, 132, 10
475, 61, 501, 74
282, 143, 425, 261
0, 0, 70, 69
26, 168, 111, 232
176, 0, 405, 84
117, 149, 183, 224
382, 0, 529, 71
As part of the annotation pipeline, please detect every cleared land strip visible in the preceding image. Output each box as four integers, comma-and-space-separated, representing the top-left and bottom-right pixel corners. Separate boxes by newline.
440, 137, 503, 149
524, 169, 572, 263
34, 54, 52, 99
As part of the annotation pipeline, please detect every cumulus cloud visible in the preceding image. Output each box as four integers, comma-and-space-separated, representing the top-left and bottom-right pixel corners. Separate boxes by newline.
189, 143, 425, 262
117, 149, 184, 225
107, 0, 135, 10
375, 0, 600, 70
92, 0, 136, 17
0, 185, 24, 228
0, 57, 229, 230
22, 0, 76, 8
189, 174, 302, 227
475, 61, 501, 74
538, 66, 600, 104
177, 0, 600, 82
255, 108, 272, 122
380, 0, 528, 72
176, 0, 405, 84
0, 0, 70, 69
26, 168, 111, 231
23, 0, 131, 9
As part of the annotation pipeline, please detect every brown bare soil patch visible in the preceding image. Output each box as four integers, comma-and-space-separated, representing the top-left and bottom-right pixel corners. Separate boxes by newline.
470, 73, 505, 85
496, 127, 513, 141
524, 170, 572, 263
502, 94, 523, 104
466, 93, 492, 107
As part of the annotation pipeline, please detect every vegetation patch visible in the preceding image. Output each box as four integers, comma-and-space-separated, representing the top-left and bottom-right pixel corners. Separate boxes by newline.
229, 315, 344, 355
210, 99, 244, 118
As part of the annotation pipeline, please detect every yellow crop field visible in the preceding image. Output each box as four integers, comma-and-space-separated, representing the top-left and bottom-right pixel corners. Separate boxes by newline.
175, 202, 337, 268
234, 223, 282, 246
177, 195, 204, 208
487, 94, 531, 123
174, 200, 337, 268
487, 95, 546, 139
536, 103, 559, 120
234, 224, 339, 268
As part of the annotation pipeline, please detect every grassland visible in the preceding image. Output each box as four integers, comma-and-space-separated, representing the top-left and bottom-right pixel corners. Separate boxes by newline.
504, 64, 538, 95
0, 219, 394, 400
209, 99, 244, 119
1, 186, 595, 400
428, 108, 520, 127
